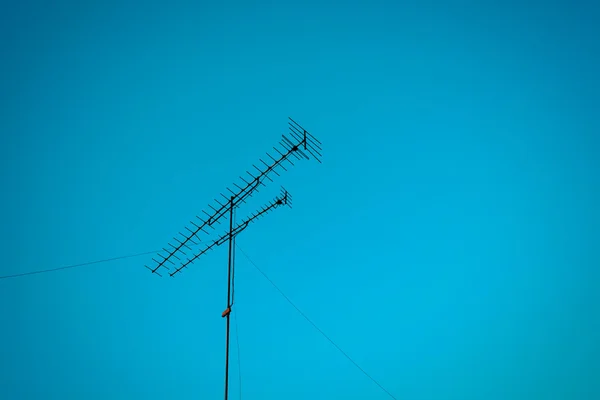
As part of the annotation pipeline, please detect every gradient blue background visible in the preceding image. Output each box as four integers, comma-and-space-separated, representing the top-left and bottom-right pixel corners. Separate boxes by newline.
1, 1, 599, 399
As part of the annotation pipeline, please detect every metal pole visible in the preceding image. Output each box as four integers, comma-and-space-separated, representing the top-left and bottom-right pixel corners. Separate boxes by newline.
224, 197, 234, 400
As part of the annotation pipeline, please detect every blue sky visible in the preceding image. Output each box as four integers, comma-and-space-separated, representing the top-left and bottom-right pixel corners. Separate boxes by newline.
1, 0, 599, 399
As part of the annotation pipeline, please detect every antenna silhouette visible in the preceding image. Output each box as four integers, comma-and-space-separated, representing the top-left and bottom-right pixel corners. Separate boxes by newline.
146, 118, 321, 400
145, 117, 320, 278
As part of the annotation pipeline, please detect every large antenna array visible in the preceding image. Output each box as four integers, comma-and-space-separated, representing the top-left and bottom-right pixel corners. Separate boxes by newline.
146, 118, 321, 400
145, 117, 321, 277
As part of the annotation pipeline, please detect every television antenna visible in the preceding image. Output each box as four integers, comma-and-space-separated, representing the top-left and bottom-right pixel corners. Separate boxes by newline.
146, 117, 321, 400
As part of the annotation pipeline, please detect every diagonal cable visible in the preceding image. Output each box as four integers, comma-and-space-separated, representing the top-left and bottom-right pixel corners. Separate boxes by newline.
0, 250, 159, 280
235, 245, 398, 400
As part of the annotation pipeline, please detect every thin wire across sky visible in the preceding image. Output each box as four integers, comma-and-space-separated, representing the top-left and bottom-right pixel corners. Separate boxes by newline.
1, 246, 397, 399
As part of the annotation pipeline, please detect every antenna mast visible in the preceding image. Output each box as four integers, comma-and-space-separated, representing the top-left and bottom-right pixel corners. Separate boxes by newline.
146, 118, 321, 400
